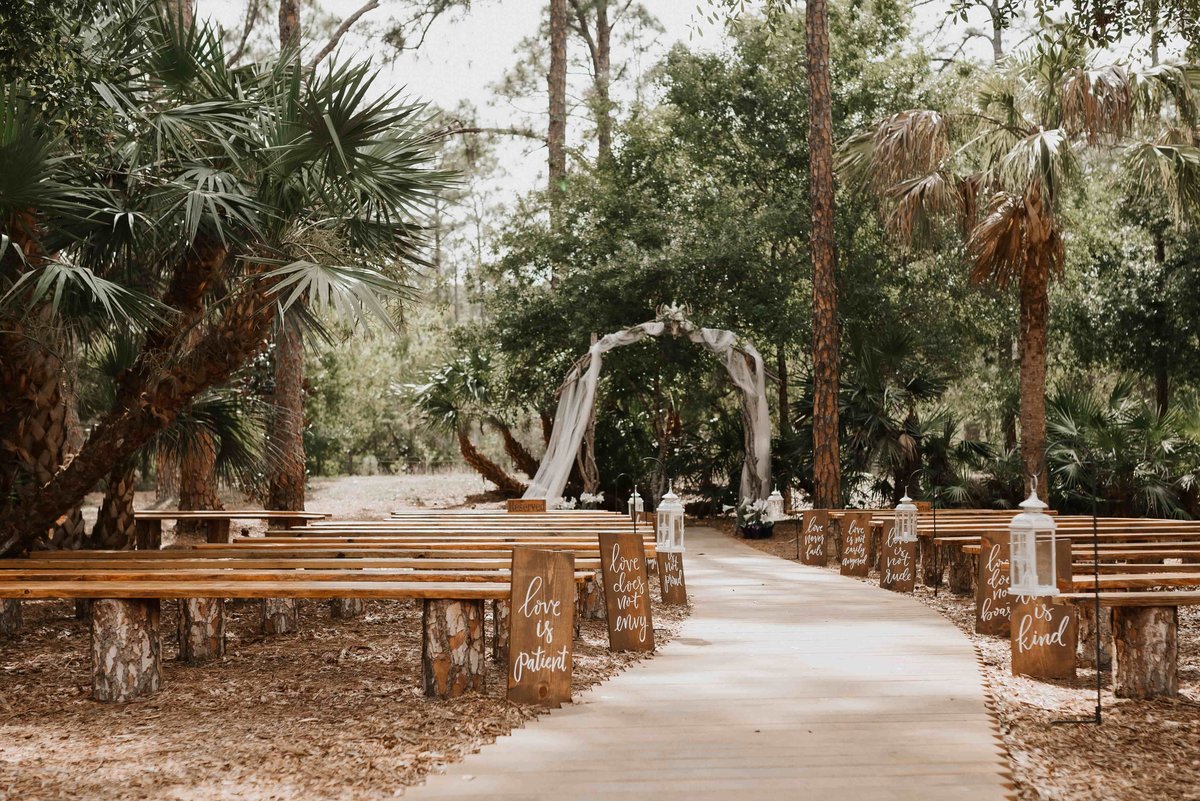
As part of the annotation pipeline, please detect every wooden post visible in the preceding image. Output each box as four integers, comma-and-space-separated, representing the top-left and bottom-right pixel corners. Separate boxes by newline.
260, 598, 299, 635
507, 548, 574, 706
0, 599, 20, 639
656, 551, 688, 605
839, 512, 870, 578
135, 518, 162, 550
422, 598, 485, 698
947, 547, 975, 596
492, 599, 510, 663
91, 598, 162, 702
329, 598, 365, 619
178, 598, 225, 662
1113, 606, 1177, 699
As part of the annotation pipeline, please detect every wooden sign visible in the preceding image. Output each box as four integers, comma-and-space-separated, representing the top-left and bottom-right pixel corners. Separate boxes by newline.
598, 532, 655, 651
879, 521, 916, 593
975, 531, 1011, 636
839, 512, 871, 577
914, 501, 932, 512
507, 499, 546, 514
656, 551, 687, 605
1011, 595, 1077, 680
506, 548, 575, 706
800, 510, 829, 566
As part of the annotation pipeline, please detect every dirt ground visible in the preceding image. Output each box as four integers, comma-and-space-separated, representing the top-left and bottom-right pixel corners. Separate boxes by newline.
710, 517, 1200, 801
0, 474, 689, 801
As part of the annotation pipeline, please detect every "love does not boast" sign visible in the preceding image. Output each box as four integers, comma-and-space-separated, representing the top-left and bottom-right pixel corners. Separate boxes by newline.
800, 510, 829, 566
598, 532, 655, 651
879, 521, 916, 593
506, 548, 575, 706
656, 551, 687, 605
975, 531, 1011, 636
839, 512, 871, 578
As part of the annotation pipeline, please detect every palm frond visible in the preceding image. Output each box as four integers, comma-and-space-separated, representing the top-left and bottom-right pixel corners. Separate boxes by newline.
1, 260, 171, 329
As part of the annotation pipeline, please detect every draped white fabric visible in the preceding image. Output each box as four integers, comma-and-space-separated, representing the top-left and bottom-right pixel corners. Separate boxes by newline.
522, 319, 772, 506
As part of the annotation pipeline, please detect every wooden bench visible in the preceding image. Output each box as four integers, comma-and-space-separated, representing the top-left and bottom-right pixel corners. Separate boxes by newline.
1057, 590, 1200, 699
134, 510, 329, 548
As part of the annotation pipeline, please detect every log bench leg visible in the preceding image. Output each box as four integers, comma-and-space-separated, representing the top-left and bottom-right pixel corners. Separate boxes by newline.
1113, 606, 1178, 699
178, 598, 225, 662
576, 575, 604, 621
1076, 603, 1113, 670
422, 599, 485, 698
329, 598, 365, 619
91, 598, 161, 702
492, 599, 510, 664
135, 519, 162, 550
0, 599, 20, 640
206, 519, 231, 545
947, 549, 974, 596
261, 598, 299, 635
920, 539, 942, 588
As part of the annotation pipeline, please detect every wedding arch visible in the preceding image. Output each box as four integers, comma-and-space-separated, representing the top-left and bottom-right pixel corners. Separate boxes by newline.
522, 305, 772, 506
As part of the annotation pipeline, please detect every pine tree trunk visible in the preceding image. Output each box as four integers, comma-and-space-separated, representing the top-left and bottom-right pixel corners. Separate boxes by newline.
278, 0, 300, 48
457, 429, 526, 495
422, 598, 485, 698
261, 597, 299, 635
330, 598, 364, 619
547, 0, 568, 240
807, 0, 840, 510
92, 462, 138, 550
267, 311, 306, 511
592, 0, 613, 163
1113, 606, 1177, 699
91, 598, 162, 702
0, 599, 20, 639
178, 598, 225, 662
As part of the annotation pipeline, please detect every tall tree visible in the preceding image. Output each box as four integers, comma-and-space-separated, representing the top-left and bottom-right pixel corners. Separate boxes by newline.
548, 0, 569, 213
807, 0, 841, 508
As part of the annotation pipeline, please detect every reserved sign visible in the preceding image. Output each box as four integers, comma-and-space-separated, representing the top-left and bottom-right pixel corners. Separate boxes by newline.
800, 510, 829, 566
507, 499, 547, 513
598, 532, 655, 651
657, 551, 687, 605
506, 548, 575, 706
879, 521, 916, 593
839, 512, 871, 577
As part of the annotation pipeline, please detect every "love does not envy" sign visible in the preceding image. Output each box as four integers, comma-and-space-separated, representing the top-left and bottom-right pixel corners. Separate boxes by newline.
598, 532, 655, 651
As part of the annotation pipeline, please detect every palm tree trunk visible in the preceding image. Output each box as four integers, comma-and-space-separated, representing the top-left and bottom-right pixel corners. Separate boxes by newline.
489, 419, 540, 477
457, 429, 525, 495
267, 312, 306, 511
1018, 266, 1050, 498
92, 463, 138, 549
178, 430, 224, 538
278, 0, 300, 48
807, 0, 841, 509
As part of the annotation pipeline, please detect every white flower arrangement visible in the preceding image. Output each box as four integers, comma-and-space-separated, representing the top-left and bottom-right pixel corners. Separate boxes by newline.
579, 491, 605, 507
736, 498, 772, 528
553, 498, 578, 510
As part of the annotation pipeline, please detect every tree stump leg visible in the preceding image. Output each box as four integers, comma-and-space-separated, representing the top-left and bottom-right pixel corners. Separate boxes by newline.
492, 599, 510, 664
329, 598, 365, 619
920, 539, 942, 588
422, 599, 485, 698
948, 549, 974, 596
260, 598, 299, 635
1113, 606, 1177, 699
75, 599, 91, 620
178, 598, 225, 662
135, 519, 162, 550
90, 598, 161, 702
0, 599, 20, 639
576, 574, 604, 621
1076, 603, 1113, 670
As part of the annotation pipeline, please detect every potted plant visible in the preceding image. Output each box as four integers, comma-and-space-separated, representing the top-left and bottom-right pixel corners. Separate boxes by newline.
736, 498, 774, 539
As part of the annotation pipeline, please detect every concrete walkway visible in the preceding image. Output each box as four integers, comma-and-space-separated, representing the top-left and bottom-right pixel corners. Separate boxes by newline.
406, 527, 1012, 801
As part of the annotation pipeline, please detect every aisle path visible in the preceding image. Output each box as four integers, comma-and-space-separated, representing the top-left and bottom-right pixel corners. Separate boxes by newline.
406, 527, 1012, 801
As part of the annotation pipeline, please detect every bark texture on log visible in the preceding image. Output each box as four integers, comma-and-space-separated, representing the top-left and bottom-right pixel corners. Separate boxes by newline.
329, 597, 364, 619
947, 549, 975, 596
492, 599, 510, 664
422, 599, 485, 698
920, 538, 942, 588
178, 597, 225, 662
1075, 603, 1113, 670
91, 598, 162, 702
576, 574, 605, 620
260, 598, 299, 635
1113, 606, 1177, 699
0, 599, 19, 639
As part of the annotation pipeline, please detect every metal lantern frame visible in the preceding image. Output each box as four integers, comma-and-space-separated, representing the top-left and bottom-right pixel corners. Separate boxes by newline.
628, 488, 644, 520
656, 484, 686, 553
1007, 488, 1059, 597
766, 487, 786, 523
894, 493, 918, 543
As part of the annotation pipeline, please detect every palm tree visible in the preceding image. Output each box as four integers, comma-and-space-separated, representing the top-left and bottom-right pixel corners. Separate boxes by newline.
0, 7, 445, 556
843, 33, 1200, 496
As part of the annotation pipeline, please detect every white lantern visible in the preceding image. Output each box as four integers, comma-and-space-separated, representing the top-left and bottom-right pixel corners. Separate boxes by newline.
766, 487, 786, 522
894, 493, 918, 543
656, 484, 685, 552
627, 488, 644, 520
1007, 488, 1058, 597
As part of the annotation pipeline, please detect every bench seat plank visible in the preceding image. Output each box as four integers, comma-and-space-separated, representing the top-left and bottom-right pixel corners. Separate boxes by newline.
0, 580, 511, 600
